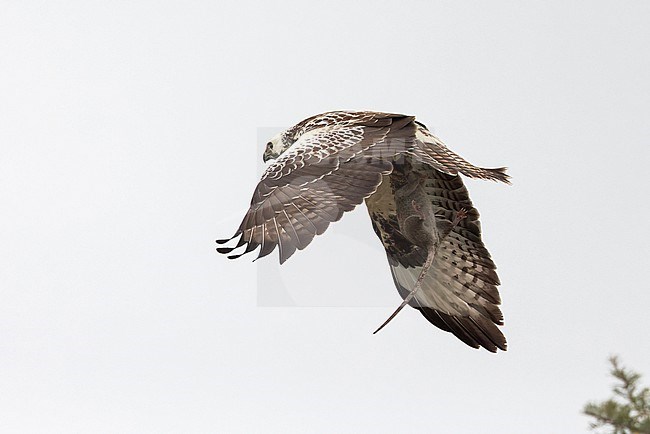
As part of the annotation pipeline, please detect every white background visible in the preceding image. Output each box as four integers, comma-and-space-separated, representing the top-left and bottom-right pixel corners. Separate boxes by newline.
1, 1, 649, 432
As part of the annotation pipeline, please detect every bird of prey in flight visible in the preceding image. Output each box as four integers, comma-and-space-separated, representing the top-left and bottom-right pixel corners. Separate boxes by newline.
217, 111, 510, 352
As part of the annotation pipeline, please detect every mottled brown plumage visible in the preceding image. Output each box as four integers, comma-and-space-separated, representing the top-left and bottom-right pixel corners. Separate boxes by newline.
218, 111, 509, 352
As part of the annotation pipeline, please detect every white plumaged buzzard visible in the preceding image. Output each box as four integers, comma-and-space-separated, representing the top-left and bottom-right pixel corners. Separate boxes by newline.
217, 111, 510, 352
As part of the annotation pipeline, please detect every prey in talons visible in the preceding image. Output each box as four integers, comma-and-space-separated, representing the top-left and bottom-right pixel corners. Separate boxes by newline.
373, 180, 469, 334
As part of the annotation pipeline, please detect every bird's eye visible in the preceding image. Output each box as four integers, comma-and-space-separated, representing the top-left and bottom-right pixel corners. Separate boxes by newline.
266, 142, 273, 149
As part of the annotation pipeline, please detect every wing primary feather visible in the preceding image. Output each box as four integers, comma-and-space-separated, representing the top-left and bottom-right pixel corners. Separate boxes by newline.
282, 209, 302, 245
469, 316, 507, 351
290, 203, 318, 237
226, 226, 260, 260
216, 234, 247, 254
256, 220, 279, 260
216, 235, 237, 244
272, 217, 284, 262
277, 210, 300, 262
421, 308, 480, 349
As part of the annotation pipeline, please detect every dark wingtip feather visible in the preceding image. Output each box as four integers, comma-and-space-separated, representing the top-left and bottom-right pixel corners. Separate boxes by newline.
217, 246, 236, 254
469, 316, 508, 352
419, 308, 481, 350
487, 167, 511, 184
216, 237, 233, 244
418, 307, 507, 352
227, 253, 245, 260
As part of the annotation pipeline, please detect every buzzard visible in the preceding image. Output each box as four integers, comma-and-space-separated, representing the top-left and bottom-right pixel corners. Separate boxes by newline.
217, 111, 510, 352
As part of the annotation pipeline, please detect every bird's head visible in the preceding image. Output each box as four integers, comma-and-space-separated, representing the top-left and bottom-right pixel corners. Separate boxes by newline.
263, 132, 291, 162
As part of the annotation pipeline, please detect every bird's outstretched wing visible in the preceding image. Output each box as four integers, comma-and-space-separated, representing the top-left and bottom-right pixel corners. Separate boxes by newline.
413, 126, 511, 184
217, 113, 416, 263
367, 162, 507, 352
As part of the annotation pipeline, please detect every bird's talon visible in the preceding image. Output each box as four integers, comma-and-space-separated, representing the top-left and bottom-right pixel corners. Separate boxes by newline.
452, 208, 469, 226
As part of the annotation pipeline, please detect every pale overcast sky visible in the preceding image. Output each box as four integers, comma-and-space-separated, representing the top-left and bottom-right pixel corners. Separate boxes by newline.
1, 1, 649, 433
